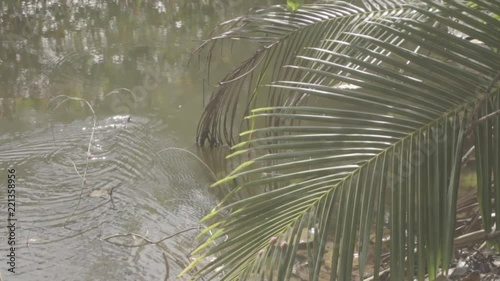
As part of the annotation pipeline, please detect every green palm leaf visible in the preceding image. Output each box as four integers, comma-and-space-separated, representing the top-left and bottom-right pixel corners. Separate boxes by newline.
186, 0, 500, 280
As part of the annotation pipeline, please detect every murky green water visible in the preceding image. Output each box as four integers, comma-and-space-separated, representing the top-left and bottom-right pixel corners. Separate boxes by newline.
0, 1, 275, 280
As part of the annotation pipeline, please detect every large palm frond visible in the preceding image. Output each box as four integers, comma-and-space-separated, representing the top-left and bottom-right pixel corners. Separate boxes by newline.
187, 0, 500, 280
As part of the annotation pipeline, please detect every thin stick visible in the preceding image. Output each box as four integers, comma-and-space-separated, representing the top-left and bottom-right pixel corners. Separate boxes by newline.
48, 95, 97, 229
69, 158, 83, 179
467, 109, 500, 135
65, 157, 91, 221
364, 268, 390, 281
102, 227, 199, 248
461, 145, 475, 167
109, 186, 117, 209
163, 252, 170, 281
49, 95, 96, 157
454, 229, 500, 248
475, 109, 500, 124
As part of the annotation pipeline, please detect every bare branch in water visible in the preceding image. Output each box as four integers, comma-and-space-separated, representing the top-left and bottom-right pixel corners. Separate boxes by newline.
48, 95, 97, 230
102, 227, 199, 248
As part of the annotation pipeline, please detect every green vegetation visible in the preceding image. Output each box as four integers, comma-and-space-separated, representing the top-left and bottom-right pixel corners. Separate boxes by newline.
185, 0, 500, 280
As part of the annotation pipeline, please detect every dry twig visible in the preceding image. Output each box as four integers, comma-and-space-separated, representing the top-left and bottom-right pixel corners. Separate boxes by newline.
48, 95, 97, 230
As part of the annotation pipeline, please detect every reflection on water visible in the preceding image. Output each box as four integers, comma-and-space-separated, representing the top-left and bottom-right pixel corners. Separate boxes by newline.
0, 0, 275, 280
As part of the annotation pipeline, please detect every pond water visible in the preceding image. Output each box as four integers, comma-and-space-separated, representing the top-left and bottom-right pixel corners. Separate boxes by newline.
0, 1, 275, 280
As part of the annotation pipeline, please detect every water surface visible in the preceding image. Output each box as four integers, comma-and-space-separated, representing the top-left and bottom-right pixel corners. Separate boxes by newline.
0, 1, 273, 280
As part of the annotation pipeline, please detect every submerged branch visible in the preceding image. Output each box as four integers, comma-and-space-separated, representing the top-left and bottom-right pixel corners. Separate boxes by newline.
102, 227, 200, 248
48, 95, 97, 230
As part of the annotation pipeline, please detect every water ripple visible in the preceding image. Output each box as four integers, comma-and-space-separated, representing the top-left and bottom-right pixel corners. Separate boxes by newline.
0, 114, 217, 280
